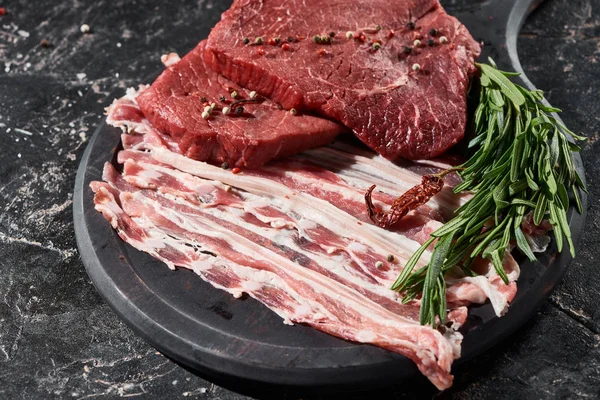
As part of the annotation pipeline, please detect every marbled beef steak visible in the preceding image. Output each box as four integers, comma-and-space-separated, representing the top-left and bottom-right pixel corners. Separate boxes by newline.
205, 0, 481, 160
137, 41, 344, 168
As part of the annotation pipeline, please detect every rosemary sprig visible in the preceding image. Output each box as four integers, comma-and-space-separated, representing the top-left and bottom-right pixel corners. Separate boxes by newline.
392, 58, 587, 327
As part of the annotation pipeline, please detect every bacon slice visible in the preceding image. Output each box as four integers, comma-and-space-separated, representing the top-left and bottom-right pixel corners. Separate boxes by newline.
92, 91, 526, 390
94, 162, 458, 389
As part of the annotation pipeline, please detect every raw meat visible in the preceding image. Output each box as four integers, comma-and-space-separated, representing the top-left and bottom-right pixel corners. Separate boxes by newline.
205, 0, 481, 160
94, 92, 522, 390
136, 41, 345, 168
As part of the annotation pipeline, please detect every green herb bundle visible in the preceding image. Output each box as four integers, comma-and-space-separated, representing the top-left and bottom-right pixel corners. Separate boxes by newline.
392, 59, 587, 327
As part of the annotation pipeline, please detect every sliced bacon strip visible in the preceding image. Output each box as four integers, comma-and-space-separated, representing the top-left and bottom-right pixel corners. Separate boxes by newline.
93, 163, 459, 390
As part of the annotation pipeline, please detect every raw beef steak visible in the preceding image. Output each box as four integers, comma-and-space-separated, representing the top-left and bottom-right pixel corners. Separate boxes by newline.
205, 0, 481, 159
137, 41, 345, 168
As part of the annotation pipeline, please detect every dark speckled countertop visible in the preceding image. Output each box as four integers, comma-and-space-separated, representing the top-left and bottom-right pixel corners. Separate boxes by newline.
1, 0, 599, 399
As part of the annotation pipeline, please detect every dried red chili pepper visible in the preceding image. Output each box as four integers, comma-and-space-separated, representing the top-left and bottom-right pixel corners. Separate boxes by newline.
364, 174, 445, 228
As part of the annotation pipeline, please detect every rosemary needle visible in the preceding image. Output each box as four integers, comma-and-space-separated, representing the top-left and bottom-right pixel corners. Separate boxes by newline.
392, 58, 587, 327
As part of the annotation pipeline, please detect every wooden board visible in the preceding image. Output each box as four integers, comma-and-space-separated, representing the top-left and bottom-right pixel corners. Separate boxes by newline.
73, 0, 587, 389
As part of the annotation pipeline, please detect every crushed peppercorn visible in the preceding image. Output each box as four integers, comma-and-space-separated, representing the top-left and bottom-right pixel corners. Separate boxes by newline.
403, 46, 412, 54
375, 25, 382, 31
387, 254, 395, 262
289, 108, 297, 116
254, 36, 264, 44
200, 96, 207, 102
235, 106, 244, 114
219, 95, 226, 102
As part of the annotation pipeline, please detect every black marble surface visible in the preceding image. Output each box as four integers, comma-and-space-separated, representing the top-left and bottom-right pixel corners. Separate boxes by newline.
0, 0, 599, 398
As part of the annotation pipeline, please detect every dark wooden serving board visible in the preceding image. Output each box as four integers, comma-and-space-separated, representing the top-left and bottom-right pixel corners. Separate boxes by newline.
73, 0, 587, 390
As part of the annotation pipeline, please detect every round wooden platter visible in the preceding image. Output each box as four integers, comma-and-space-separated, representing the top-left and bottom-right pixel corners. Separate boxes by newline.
73, 0, 587, 390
